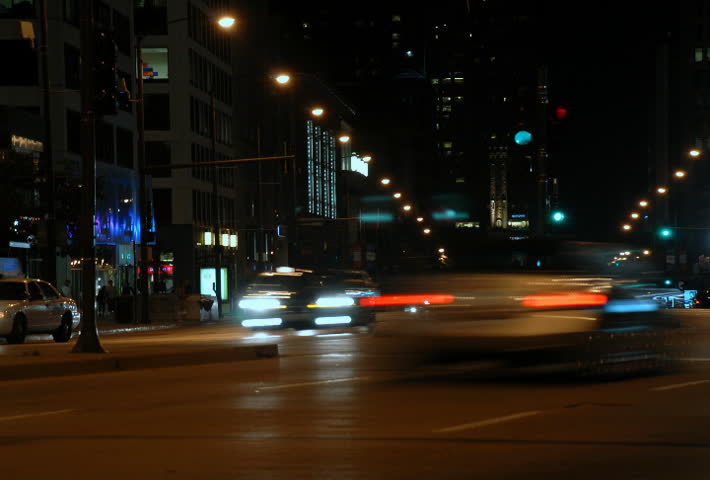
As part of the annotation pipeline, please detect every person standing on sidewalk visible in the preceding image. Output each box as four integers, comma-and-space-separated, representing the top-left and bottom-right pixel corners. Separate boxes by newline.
61, 279, 72, 298
106, 280, 119, 314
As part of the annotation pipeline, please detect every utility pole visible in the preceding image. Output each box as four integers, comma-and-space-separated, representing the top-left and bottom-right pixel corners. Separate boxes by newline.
72, 0, 106, 353
136, 35, 150, 324
39, 0, 56, 286
210, 82, 223, 319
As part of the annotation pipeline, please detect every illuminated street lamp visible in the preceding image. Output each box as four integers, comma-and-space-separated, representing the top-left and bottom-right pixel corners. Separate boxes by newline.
393, 192, 402, 199
438, 248, 445, 253
362, 155, 372, 163
403, 204, 412, 211
674, 170, 686, 178
416, 217, 424, 222
630, 212, 639, 219
639, 200, 649, 207
275, 73, 290, 84
657, 187, 667, 194
423, 228, 431, 234
622, 224, 632, 231
380, 178, 391, 185
338, 135, 351, 143
643, 249, 651, 255
217, 16, 236, 28
690, 148, 701, 158
311, 107, 324, 117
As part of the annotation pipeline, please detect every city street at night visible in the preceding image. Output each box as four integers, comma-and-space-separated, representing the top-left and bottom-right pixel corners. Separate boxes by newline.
3, 321, 710, 478
2, 267, 710, 478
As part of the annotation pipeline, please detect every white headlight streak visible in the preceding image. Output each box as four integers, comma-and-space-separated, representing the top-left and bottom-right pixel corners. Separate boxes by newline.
242, 318, 283, 328
310, 297, 355, 308
238, 298, 282, 310
314, 316, 352, 326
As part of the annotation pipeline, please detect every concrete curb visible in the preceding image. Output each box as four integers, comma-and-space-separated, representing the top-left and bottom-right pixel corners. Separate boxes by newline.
0, 343, 279, 381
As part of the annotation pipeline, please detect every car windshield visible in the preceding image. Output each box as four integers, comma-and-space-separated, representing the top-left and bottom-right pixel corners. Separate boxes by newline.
247, 273, 323, 293
0, 282, 27, 300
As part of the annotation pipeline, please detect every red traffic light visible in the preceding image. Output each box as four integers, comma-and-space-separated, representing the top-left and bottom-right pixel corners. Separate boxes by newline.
554, 105, 567, 120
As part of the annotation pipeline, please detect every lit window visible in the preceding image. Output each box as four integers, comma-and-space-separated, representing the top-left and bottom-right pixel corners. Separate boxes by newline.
697, 48, 704, 62
392, 15, 401, 22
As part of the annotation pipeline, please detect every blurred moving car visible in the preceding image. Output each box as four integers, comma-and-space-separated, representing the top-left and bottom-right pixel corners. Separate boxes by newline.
318, 268, 380, 299
0, 277, 81, 344
363, 241, 687, 375
237, 267, 375, 330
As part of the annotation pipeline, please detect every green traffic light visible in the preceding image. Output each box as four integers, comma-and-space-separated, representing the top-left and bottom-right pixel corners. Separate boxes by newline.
659, 228, 672, 238
551, 211, 565, 223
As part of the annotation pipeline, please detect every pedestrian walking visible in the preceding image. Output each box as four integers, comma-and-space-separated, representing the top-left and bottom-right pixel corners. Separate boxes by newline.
97, 284, 108, 316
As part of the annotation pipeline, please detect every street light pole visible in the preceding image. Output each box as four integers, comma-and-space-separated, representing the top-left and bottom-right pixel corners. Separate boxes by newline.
211, 81, 223, 320
39, 0, 56, 286
73, 0, 106, 353
136, 35, 150, 324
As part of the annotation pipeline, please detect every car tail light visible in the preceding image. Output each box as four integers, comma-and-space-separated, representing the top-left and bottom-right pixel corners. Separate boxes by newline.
521, 293, 608, 309
359, 294, 454, 307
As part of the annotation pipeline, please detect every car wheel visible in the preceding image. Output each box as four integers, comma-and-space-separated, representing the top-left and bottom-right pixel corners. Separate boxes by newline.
52, 314, 73, 343
6, 315, 27, 345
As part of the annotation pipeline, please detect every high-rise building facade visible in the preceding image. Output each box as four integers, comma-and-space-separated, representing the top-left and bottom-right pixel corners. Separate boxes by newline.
0, 0, 143, 299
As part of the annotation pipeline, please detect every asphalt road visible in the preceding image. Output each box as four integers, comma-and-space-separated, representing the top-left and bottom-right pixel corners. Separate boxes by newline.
3, 324, 710, 479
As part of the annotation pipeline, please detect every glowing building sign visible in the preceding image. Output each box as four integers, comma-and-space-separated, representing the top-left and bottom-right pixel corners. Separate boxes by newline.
349, 153, 369, 177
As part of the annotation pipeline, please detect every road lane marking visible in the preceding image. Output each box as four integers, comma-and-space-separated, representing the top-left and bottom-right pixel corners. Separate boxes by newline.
256, 376, 370, 392
433, 410, 541, 434
650, 380, 710, 392
0, 409, 74, 423
531, 314, 597, 321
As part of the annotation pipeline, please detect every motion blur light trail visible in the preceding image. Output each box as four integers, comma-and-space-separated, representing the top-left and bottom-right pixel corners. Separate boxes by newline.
360, 294, 455, 307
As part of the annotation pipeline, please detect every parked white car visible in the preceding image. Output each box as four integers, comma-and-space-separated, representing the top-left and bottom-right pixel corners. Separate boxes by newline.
0, 277, 81, 344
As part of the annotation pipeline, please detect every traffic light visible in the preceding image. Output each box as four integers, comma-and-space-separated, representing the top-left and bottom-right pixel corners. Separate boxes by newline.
94, 30, 118, 116
551, 210, 566, 223
658, 227, 673, 238
514, 130, 532, 146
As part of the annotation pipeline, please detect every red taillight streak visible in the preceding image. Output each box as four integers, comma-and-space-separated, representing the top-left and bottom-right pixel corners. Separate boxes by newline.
359, 294, 454, 307
522, 293, 608, 308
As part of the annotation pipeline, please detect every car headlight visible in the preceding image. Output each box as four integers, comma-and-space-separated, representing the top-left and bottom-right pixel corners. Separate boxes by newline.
309, 296, 355, 308
238, 298, 283, 310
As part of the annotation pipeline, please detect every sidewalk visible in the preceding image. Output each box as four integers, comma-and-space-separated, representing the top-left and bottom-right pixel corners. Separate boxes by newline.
0, 314, 278, 382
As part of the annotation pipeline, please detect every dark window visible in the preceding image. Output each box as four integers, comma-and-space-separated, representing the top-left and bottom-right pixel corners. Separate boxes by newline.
0, 39, 37, 85
116, 127, 133, 168
0, 0, 35, 19
145, 141, 171, 177
63, 0, 78, 25
113, 10, 130, 55
64, 43, 80, 90
37, 281, 59, 299
93, 0, 110, 28
134, 2, 167, 35
28, 281, 42, 300
153, 188, 172, 225
66, 109, 81, 154
96, 121, 114, 164
144, 94, 170, 130
0, 282, 27, 300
